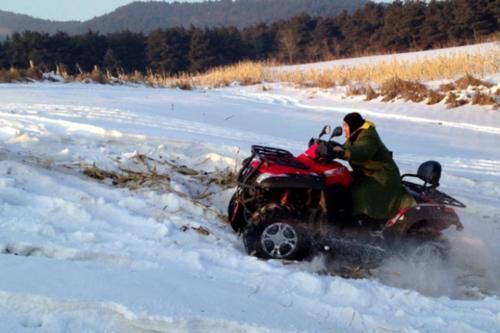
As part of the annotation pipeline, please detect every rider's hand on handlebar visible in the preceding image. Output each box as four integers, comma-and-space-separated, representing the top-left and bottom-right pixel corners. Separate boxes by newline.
308, 138, 317, 147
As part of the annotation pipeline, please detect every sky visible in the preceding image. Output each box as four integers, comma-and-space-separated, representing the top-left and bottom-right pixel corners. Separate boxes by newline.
0, 0, 393, 22
0, 0, 176, 21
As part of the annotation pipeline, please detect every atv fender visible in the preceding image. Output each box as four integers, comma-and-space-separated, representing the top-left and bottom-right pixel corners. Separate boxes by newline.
385, 204, 463, 237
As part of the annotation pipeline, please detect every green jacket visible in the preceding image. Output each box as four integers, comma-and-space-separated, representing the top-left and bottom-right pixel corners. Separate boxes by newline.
342, 121, 405, 219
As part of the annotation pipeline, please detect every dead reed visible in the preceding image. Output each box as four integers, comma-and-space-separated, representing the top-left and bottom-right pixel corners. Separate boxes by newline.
270, 48, 499, 86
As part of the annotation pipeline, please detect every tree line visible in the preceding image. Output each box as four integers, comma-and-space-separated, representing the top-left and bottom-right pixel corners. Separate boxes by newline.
0, 0, 497, 76
0, 0, 366, 39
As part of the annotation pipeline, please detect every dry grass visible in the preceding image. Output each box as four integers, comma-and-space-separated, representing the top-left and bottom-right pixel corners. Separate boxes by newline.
0, 67, 43, 83
171, 79, 193, 90
445, 92, 468, 108
346, 84, 379, 101
439, 82, 457, 93
380, 78, 429, 103
73, 66, 112, 84
2, 44, 498, 88
82, 152, 237, 192
0, 68, 23, 82
82, 164, 171, 190
364, 85, 379, 101
80, 153, 236, 222
258, 84, 272, 92
471, 92, 497, 106
352, 74, 498, 108
426, 90, 446, 105
346, 84, 367, 96
25, 67, 43, 81
139, 61, 265, 89
454, 74, 493, 89
270, 48, 499, 86
117, 70, 146, 84
189, 61, 265, 87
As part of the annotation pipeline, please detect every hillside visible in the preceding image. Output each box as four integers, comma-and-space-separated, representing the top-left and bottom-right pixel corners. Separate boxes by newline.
0, 10, 79, 36
0, 0, 367, 38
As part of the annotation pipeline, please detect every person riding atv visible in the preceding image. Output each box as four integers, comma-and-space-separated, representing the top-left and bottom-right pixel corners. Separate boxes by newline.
319, 112, 413, 225
228, 119, 465, 261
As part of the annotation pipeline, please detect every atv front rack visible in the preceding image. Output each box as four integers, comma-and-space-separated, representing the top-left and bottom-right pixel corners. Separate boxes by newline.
251, 145, 309, 170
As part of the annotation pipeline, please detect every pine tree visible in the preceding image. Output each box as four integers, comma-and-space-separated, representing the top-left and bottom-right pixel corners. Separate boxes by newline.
189, 28, 219, 72
103, 48, 121, 74
107, 31, 146, 73
401, 0, 426, 50
381, 1, 410, 51
48, 32, 77, 73
308, 17, 342, 60
5, 33, 29, 68
450, 0, 496, 42
278, 15, 316, 63
146, 28, 190, 74
242, 24, 279, 60
215, 27, 246, 64
473, 0, 498, 38
420, 0, 451, 49
487, 0, 500, 26
0, 42, 7, 69
337, 3, 384, 55
73, 31, 108, 72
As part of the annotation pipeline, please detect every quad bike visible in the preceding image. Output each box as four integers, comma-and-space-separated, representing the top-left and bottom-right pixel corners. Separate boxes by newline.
227, 125, 466, 265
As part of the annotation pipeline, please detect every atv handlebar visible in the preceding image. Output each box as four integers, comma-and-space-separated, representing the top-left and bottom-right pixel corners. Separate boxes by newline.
315, 139, 344, 160
309, 138, 343, 148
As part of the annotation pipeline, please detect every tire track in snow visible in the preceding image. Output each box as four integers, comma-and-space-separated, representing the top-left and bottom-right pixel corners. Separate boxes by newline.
223, 90, 500, 136
0, 103, 298, 150
0, 242, 134, 267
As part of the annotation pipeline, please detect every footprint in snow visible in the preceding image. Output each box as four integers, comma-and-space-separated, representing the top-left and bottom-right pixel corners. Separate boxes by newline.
20, 317, 43, 328
0, 242, 132, 266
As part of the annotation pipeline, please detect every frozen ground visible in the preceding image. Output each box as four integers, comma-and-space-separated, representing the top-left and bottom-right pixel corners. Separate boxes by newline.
0, 82, 499, 333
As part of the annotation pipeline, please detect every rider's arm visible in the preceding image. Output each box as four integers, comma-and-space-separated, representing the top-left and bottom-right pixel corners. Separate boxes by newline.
343, 134, 377, 162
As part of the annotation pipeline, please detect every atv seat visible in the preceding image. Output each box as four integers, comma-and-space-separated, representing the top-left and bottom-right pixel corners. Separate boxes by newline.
401, 161, 441, 188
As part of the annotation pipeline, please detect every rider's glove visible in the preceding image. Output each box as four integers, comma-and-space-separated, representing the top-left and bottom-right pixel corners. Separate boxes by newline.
333, 146, 345, 159
317, 141, 335, 160
317, 141, 346, 160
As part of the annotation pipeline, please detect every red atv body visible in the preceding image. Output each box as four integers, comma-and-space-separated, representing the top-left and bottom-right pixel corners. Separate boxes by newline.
228, 126, 465, 262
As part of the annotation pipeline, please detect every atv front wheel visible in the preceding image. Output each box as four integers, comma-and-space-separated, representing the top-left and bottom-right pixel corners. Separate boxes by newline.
243, 205, 310, 260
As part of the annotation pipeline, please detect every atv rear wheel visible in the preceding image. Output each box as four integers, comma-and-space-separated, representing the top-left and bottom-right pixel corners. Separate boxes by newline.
243, 205, 310, 260
407, 240, 449, 264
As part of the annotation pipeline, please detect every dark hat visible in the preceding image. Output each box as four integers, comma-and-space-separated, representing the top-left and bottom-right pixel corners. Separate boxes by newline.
343, 112, 365, 133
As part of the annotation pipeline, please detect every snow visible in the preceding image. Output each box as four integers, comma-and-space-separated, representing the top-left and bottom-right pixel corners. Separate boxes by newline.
277, 42, 500, 72
0, 78, 499, 333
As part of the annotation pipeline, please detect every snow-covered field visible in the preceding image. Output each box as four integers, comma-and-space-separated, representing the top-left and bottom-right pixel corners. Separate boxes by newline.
278, 41, 499, 72
0, 81, 499, 333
